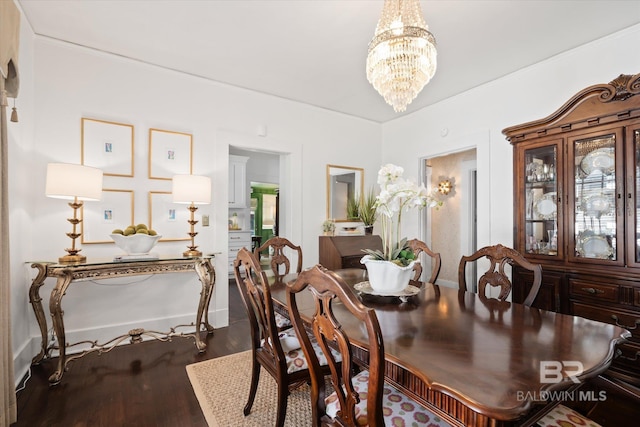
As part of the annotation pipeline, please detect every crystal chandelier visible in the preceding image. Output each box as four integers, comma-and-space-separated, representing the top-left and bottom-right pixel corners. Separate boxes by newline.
366, 0, 437, 112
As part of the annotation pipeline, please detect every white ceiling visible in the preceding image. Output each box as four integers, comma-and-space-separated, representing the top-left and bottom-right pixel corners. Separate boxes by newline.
18, 0, 640, 123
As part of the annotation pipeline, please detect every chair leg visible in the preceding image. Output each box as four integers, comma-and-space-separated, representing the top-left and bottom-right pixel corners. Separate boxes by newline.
275, 380, 289, 427
243, 358, 261, 416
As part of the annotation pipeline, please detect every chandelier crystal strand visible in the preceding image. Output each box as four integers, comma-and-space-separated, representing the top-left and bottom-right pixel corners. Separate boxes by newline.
366, 0, 437, 112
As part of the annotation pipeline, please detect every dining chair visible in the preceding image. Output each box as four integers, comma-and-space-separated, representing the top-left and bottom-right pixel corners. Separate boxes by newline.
407, 238, 441, 283
233, 248, 334, 427
286, 264, 452, 427
458, 243, 542, 306
253, 235, 302, 330
255, 236, 303, 278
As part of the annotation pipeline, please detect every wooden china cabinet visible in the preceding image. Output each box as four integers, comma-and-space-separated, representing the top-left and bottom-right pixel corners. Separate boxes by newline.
504, 72, 640, 386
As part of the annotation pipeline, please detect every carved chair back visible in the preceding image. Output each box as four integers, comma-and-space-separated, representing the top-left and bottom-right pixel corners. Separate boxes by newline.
234, 247, 309, 427
458, 244, 542, 307
286, 265, 385, 426
407, 238, 442, 284
255, 236, 303, 278
234, 247, 286, 368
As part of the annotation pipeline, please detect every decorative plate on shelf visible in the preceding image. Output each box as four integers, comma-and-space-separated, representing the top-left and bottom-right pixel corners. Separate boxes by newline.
534, 192, 557, 220
580, 148, 615, 176
577, 235, 613, 259
581, 193, 613, 217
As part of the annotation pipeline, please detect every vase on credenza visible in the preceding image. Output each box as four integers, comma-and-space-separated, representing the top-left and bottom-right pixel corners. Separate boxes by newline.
361, 255, 417, 294
364, 225, 373, 235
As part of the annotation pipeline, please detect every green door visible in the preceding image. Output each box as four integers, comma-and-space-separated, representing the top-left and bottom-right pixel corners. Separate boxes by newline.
251, 185, 279, 257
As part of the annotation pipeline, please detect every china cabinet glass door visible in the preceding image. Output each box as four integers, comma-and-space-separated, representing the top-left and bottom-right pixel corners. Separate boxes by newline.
568, 129, 623, 265
627, 124, 640, 267
522, 141, 561, 258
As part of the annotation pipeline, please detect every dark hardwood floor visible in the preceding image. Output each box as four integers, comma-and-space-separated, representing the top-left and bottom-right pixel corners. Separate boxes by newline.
12, 279, 640, 426
12, 279, 251, 427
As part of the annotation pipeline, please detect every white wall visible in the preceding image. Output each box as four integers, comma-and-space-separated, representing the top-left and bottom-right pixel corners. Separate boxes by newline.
383, 24, 640, 256
10, 34, 381, 381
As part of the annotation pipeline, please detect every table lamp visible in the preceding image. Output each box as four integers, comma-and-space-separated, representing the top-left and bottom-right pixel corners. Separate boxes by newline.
172, 174, 211, 257
45, 163, 103, 263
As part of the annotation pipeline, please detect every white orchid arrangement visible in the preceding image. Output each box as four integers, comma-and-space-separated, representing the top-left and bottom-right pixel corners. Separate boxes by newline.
363, 164, 442, 265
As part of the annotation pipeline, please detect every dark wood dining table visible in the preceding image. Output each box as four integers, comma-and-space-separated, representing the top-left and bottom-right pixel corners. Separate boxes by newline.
267, 268, 630, 427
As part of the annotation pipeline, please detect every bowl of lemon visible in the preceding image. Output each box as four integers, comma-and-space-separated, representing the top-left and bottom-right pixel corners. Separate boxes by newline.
110, 224, 161, 255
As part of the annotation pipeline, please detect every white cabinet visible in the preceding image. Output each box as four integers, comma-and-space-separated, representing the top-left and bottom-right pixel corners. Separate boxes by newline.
229, 155, 251, 275
229, 155, 249, 208
228, 230, 252, 275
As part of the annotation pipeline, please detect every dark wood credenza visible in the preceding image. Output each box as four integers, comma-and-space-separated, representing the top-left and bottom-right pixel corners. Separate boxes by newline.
319, 235, 383, 270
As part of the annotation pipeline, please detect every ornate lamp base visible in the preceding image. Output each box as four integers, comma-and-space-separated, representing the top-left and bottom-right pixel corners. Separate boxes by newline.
59, 254, 86, 264
183, 249, 202, 258
59, 200, 86, 264
183, 204, 202, 258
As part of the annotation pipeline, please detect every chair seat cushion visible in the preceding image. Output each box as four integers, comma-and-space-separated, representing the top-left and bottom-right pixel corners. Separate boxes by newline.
278, 328, 302, 353
261, 327, 342, 374
535, 404, 601, 427
274, 311, 291, 329
325, 370, 451, 426
262, 327, 301, 353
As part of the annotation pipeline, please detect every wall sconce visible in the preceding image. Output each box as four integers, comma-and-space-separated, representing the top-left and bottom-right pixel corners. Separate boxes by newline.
437, 180, 452, 195
46, 163, 104, 263
172, 174, 211, 257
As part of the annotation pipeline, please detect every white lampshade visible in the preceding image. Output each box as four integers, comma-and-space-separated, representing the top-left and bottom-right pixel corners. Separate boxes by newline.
45, 163, 103, 201
172, 174, 212, 205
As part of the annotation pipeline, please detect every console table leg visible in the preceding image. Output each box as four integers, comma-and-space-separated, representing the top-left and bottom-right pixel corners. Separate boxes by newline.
48, 274, 72, 385
194, 258, 216, 351
29, 263, 49, 364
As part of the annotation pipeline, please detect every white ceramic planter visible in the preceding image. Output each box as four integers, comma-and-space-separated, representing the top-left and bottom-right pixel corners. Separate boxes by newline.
360, 255, 418, 294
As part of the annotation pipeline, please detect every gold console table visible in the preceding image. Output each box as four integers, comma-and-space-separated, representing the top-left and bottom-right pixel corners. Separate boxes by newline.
28, 256, 215, 385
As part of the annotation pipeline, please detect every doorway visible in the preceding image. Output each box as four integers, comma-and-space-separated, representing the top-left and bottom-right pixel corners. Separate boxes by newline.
421, 149, 477, 288
229, 146, 281, 259
461, 160, 478, 292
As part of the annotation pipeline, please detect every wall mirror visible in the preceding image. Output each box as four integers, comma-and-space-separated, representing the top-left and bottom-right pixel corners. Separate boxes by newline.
326, 164, 364, 221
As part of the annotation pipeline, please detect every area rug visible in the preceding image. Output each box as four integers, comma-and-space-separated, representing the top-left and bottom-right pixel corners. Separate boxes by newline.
186, 350, 313, 426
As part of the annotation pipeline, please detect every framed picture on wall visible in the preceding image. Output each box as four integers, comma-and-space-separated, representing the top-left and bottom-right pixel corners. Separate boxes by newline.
81, 118, 134, 177
148, 191, 190, 241
148, 128, 193, 180
81, 189, 134, 244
